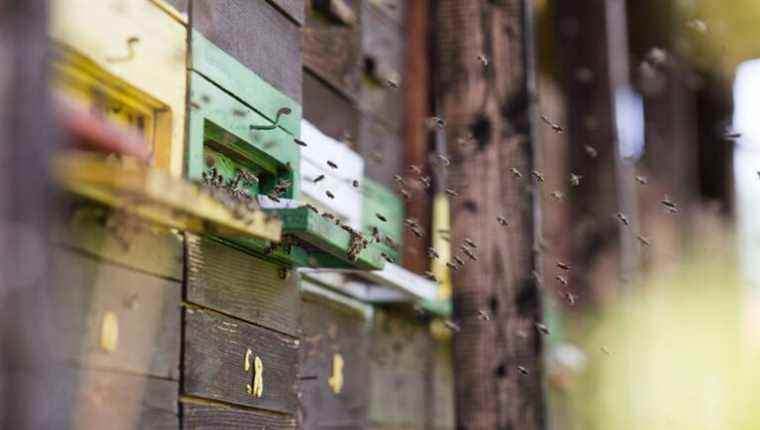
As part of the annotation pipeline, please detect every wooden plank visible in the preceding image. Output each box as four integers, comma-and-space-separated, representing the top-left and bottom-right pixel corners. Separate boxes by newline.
54, 248, 181, 380
300, 296, 371, 429
183, 307, 299, 414
368, 310, 429, 428
360, 3, 404, 130
303, 70, 360, 142
71, 368, 178, 430
358, 115, 403, 188
429, 340, 455, 430
268, 0, 306, 26
186, 234, 300, 336
182, 402, 296, 429
303, 0, 362, 96
193, 0, 302, 103
54, 203, 183, 280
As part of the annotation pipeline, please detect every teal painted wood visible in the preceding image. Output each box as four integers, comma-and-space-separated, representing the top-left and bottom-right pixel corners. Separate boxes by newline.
361, 178, 403, 262
187, 71, 301, 199
267, 207, 386, 270
191, 31, 301, 138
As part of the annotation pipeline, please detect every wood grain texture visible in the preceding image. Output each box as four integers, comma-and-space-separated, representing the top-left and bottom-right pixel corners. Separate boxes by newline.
367, 310, 429, 428
358, 114, 403, 188
303, 70, 359, 143
71, 368, 178, 430
303, 0, 362, 97
193, 0, 302, 102
186, 234, 300, 336
300, 297, 370, 429
54, 247, 181, 380
183, 307, 299, 414
360, 3, 404, 130
182, 402, 297, 429
54, 204, 183, 281
268, 0, 306, 26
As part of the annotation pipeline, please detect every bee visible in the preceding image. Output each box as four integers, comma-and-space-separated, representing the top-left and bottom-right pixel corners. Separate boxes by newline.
584, 145, 598, 158
454, 255, 465, 266
313, 174, 325, 183
445, 261, 459, 271
724, 131, 742, 140
394, 174, 405, 185
371, 226, 381, 242
510, 167, 523, 179
569, 173, 582, 186
404, 218, 420, 228
427, 247, 440, 259
550, 191, 564, 201
464, 238, 477, 248
190, 101, 201, 110
303, 203, 319, 214
232, 108, 248, 117
556, 261, 571, 271
325, 190, 335, 199
369, 151, 384, 164
686, 18, 708, 33
497, 216, 509, 227
516, 330, 528, 339
238, 169, 259, 185
400, 189, 411, 200
462, 247, 478, 261
477, 53, 489, 67
327, 160, 338, 169
660, 195, 678, 213
646, 47, 668, 66
478, 310, 490, 320
267, 193, 281, 203
200, 94, 211, 104
531, 270, 543, 286
322, 212, 336, 221
409, 165, 422, 175
107, 35, 141, 62
637, 234, 650, 246
410, 226, 424, 238
566, 291, 576, 306
535, 323, 550, 335
540, 114, 564, 133
600, 346, 611, 355
445, 188, 458, 197
376, 213, 387, 222
386, 78, 399, 89
294, 138, 308, 147
352, 179, 360, 188
555, 275, 568, 286
419, 176, 432, 188
531, 170, 545, 183
384, 236, 399, 250
426, 116, 446, 130
517, 366, 529, 375
380, 252, 394, 263
635, 175, 648, 185
444, 320, 461, 332
424, 271, 438, 282
616, 212, 630, 226
436, 153, 451, 166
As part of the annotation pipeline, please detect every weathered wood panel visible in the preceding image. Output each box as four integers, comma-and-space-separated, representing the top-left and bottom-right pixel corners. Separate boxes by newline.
54, 204, 184, 281
304, 0, 362, 97
368, 310, 429, 429
360, 3, 404, 130
359, 115, 403, 188
186, 235, 300, 336
429, 340, 455, 430
54, 248, 181, 380
183, 307, 299, 414
182, 402, 297, 429
71, 368, 179, 430
193, 0, 302, 102
367, 0, 405, 27
268, 0, 306, 26
303, 70, 360, 142
300, 296, 371, 429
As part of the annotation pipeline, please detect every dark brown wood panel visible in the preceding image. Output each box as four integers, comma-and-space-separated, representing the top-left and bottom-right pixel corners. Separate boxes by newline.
268, 0, 306, 26
303, 0, 362, 97
359, 114, 403, 188
182, 402, 297, 429
367, 309, 429, 429
183, 308, 299, 414
54, 204, 184, 281
70, 368, 179, 430
300, 295, 371, 429
193, 0, 303, 102
54, 248, 182, 380
186, 235, 300, 336
360, 3, 404, 130
303, 70, 359, 143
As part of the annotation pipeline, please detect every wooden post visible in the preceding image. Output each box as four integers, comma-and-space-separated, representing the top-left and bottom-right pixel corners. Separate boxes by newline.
0, 0, 73, 427
434, 1, 544, 428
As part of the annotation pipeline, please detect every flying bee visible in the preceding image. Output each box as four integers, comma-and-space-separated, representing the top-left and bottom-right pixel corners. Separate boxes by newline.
404, 218, 420, 228
462, 247, 478, 261
313, 174, 325, 183
556, 261, 571, 271
384, 236, 399, 250
303, 203, 319, 214
616, 212, 630, 226
477, 53, 489, 67
424, 271, 438, 282
637, 234, 650, 246
393, 174, 405, 185
497, 216, 509, 227
635, 175, 648, 185
517, 366, 529, 375
325, 190, 335, 199
550, 191, 564, 201
400, 189, 411, 200
352, 179, 359, 188
686, 18, 708, 33
376, 213, 387, 222
446, 261, 459, 271
454, 255, 465, 266
369, 151, 384, 164
266, 193, 281, 203
327, 160, 338, 169
427, 247, 440, 259
445, 188, 458, 197
584, 145, 598, 158
540, 114, 564, 133
294, 138, 308, 147
566, 291, 576, 306
724, 131, 742, 140
410, 226, 424, 238
661, 195, 678, 212
322, 212, 336, 221
380, 253, 394, 263
409, 164, 422, 175
426, 116, 446, 130
386, 78, 399, 89
531, 170, 545, 183
444, 320, 461, 332
190, 101, 201, 110
600, 346, 611, 355
436, 153, 451, 166
555, 275, 568, 286
200, 94, 211, 104
371, 226, 381, 242
464, 238, 477, 248
478, 310, 490, 321
569, 173, 582, 186
535, 323, 550, 335
232, 108, 248, 117
419, 176, 432, 188
510, 167, 523, 179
